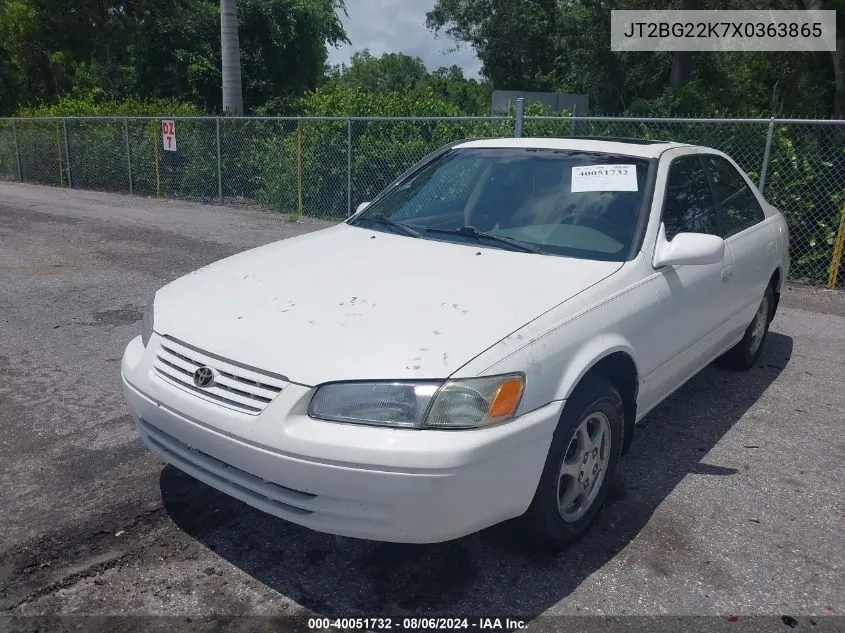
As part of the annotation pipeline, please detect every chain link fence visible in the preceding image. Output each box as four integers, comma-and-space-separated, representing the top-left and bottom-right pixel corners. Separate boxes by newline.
0, 114, 843, 287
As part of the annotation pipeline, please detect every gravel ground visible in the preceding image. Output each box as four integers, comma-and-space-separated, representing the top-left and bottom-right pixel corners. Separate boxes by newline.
0, 183, 843, 629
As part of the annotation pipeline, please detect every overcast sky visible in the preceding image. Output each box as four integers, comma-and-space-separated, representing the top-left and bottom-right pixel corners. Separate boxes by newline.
326, 0, 483, 78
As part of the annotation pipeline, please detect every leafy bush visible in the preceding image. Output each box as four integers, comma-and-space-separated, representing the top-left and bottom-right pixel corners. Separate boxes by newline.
765, 125, 845, 284
17, 97, 205, 118
222, 119, 299, 213
0, 119, 17, 180
299, 84, 463, 118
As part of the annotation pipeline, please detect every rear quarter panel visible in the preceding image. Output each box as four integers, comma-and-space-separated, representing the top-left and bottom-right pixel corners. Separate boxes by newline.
771, 204, 791, 286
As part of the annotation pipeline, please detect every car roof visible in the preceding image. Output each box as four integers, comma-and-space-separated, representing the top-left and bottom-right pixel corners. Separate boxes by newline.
453, 136, 692, 159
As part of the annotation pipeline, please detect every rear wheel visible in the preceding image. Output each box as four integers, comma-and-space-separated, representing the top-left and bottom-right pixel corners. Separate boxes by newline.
719, 284, 774, 371
521, 377, 624, 550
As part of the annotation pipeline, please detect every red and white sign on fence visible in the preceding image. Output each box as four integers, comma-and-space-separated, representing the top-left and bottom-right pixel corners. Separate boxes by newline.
161, 120, 177, 152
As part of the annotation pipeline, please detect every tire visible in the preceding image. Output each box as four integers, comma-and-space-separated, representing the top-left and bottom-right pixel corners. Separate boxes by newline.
718, 284, 774, 371
520, 376, 624, 551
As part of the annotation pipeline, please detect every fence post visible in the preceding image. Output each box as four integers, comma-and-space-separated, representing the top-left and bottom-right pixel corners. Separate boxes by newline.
62, 119, 72, 188
514, 98, 525, 138
216, 117, 223, 205
55, 122, 64, 187
296, 118, 303, 219
347, 117, 352, 217
152, 122, 161, 197
124, 118, 133, 194
11, 119, 21, 182
758, 117, 775, 194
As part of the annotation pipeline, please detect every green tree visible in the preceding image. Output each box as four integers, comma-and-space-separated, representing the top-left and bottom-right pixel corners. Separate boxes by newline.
328, 49, 430, 93
238, 0, 348, 109
427, 65, 491, 115
426, 0, 561, 92
323, 49, 492, 114
426, 0, 842, 117
800, 0, 845, 117
0, 0, 348, 114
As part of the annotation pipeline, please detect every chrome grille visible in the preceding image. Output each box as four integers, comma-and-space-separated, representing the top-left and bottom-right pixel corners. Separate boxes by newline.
152, 337, 286, 414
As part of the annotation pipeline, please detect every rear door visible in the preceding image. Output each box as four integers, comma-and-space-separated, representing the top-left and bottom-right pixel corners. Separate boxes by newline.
703, 154, 776, 336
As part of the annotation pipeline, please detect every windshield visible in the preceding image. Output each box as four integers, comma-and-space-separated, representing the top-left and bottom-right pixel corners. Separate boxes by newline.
349, 148, 654, 262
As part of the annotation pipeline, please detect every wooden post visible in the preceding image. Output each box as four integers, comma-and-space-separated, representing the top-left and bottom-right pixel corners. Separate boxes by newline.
827, 201, 845, 289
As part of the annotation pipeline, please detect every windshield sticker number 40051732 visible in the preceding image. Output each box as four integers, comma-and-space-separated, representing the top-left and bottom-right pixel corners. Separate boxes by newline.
571, 164, 638, 192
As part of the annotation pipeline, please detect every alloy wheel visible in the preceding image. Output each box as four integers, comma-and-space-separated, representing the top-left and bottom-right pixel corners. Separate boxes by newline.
556, 411, 611, 522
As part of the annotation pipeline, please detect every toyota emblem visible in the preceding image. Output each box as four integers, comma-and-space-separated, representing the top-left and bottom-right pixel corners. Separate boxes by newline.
193, 366, 215, 388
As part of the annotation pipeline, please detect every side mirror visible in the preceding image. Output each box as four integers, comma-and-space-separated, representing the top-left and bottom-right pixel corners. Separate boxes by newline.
653, 223, 725, 267
355, 201, 371, 215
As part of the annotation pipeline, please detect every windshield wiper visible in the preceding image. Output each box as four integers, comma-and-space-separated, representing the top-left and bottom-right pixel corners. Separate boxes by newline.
424, 226, 544, 254
353, 214, 422, 238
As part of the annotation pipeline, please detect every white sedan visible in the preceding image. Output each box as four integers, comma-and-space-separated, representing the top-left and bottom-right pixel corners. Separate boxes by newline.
121, 137, 789, 548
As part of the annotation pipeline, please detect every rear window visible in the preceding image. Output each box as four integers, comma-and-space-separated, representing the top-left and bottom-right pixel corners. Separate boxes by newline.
705, 156, 766, 237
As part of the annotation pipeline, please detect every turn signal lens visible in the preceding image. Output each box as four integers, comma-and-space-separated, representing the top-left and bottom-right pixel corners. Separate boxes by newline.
487, 378, 524, 419
424, 373, 525, 429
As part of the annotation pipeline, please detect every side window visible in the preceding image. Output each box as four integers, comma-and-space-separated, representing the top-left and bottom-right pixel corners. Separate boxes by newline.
705, 156, 765, 237
662, 155, 719, 240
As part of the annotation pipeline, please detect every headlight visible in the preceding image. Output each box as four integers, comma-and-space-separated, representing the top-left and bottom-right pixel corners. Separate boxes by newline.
308, 374, 524, 429
309, 381, 441, 427
141, 294, 155, 347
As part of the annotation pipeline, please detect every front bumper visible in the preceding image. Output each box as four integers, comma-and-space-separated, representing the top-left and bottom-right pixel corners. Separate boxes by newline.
122, 334, 562, 543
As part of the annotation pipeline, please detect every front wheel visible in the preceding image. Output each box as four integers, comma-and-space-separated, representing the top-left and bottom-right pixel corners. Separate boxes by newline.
520, 377, 624, 550
718, 284, 774, 371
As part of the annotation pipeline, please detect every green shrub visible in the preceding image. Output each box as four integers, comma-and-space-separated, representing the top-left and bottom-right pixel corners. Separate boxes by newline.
765, 125, 845, 284
0, 119, 18, 180
17, 96, 205, 117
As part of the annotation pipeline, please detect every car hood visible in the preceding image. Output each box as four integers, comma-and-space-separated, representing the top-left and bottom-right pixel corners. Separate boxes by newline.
154, 224, 621, 385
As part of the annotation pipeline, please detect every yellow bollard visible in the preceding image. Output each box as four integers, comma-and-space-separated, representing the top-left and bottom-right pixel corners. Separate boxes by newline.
827, 201, 845, 289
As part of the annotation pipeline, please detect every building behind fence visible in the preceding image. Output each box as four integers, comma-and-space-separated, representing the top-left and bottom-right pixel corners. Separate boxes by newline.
0, 114, 843, 288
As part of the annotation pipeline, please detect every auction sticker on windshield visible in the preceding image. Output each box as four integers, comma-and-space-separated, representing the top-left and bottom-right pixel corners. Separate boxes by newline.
571, 164, 638, 192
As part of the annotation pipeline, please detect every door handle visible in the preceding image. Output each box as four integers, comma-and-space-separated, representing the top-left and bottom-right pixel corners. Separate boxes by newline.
767, 241, 776, 253
721, 266, 733, 281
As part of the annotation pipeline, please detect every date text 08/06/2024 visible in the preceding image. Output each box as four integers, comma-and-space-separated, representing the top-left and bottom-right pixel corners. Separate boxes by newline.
307, 618, 528, 630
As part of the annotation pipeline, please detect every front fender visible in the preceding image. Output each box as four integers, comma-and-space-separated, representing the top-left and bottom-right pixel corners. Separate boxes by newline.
453, 258, 656, 426
555, 337, 640, 402
462, 323, 642, 417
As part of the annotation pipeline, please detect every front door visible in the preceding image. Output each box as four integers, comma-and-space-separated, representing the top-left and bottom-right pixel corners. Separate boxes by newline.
638, 154, 734, 413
